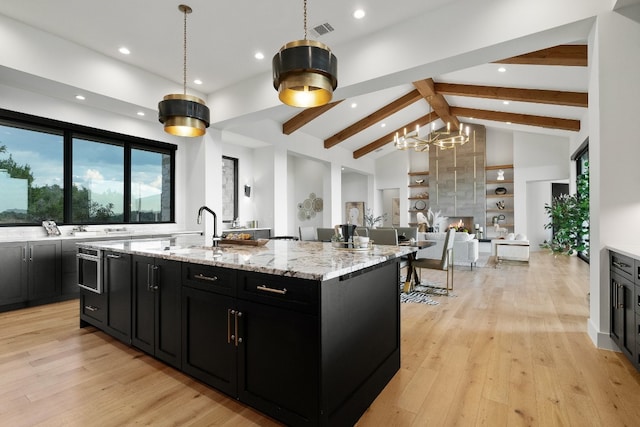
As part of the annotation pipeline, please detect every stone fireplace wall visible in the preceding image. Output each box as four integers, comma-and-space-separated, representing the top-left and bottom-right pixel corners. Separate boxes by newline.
429, 124, 486, 230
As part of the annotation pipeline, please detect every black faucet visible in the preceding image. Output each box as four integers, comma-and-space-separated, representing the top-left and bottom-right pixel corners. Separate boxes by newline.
197, 206, 220, 247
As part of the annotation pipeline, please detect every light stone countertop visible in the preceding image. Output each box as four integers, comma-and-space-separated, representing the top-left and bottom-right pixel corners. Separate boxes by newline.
77, 235, 416, 282
606, 244, 640, 260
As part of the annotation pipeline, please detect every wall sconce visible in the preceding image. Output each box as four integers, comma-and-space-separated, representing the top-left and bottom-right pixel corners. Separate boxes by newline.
497, 170, 505, 181
244, 185, 251, 197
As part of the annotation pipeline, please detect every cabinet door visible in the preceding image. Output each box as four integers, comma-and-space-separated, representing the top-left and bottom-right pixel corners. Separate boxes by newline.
155, 258, 182, 368
28, 240, 61, 300
0, 242, 28, 307
132, 255, 155, 355
611, 272, 635, 359
104, 251, 132, 343
237, 299, 319, 426
182, 286, 237, 396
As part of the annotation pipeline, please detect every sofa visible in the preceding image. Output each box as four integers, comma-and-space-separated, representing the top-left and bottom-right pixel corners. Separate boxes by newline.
417, 231, 479, 269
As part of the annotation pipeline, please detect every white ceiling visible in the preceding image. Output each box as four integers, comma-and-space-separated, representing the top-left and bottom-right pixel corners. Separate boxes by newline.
0, 0, 600, 159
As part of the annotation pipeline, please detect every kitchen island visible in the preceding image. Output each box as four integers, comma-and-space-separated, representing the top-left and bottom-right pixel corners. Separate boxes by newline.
77, 235, 416, 427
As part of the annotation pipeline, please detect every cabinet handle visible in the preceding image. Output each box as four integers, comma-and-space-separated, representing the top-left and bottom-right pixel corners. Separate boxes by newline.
22, 246, 26, 262
227, 309, 234, 344
106, 254, 121, 259
617, 283, 624, 309
29, 246, 33, 262
194, 273, 218, 282
150, 265, 159, 290
256, 285, 287, 295
85, 305, 98, 312
612, 260, 630, 269
235, 311, 242, 347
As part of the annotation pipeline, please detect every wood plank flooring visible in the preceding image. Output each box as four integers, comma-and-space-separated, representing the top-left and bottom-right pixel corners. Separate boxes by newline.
1, 252, 639, 426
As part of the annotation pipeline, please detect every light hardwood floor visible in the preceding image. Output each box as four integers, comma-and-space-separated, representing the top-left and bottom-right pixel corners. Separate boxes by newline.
1, 252, 639, 426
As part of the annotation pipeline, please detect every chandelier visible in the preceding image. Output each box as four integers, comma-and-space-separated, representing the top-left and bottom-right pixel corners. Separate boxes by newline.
395, 122, 470, 151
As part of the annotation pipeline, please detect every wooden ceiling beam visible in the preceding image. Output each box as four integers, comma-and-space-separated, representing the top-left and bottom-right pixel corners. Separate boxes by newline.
493, 45, 587, 66
450, 107, 580, 131
324, 89, 423, 149
282, 100, 343, 135
412, 79, 461, 130
353, 112, 439, 159
434, 83, 588, 107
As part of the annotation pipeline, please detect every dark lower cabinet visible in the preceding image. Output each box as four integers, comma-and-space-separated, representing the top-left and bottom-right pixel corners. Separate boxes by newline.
610, 271, 635, 360
0, 240, 61, 311
610, 250, 640, 371
27, 240, 61, 301
132, 255, 182, 369
0, 242, 28, 308
181, 266, 319, 426
104, 251, 131, 343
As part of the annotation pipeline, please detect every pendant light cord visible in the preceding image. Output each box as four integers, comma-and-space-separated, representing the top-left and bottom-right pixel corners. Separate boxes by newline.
183, 6, 188, 95
303, 0, 308, 40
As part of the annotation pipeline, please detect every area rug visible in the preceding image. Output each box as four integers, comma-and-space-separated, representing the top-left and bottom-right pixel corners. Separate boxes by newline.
399, 279, 457, 304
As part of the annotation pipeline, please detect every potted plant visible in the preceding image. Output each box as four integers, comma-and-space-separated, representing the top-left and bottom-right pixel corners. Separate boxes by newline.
363, 208, 388, 228
540, 167, 589, 255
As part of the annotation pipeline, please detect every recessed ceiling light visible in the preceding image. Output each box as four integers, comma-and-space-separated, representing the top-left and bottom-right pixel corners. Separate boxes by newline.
503, 101, 510, 105
119, 47, 131, 55
351, 103, 357, 108
75, 95, 85, 100
506, 121, 512, 125
381, 123, 386, 128
254, 52, 265, 60
193, 79, 203, 85
137, 111, 145, 116
353, 9, 365, 19
498, 67, 506, 72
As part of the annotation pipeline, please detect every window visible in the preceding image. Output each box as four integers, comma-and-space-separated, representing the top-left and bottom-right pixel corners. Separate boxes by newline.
0, 121, 64, 223
572, 138, 589, 263
0, 109, 176, 226
221, 156, 238, 223
72, 137, 124, 223
131, 148, 172, 222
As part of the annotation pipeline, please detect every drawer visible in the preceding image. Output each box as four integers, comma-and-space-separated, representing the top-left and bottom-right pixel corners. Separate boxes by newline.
610, 251, 634, 282
238, 271, 318, 314
80, 290, 106, 325
182, 263, 236, 296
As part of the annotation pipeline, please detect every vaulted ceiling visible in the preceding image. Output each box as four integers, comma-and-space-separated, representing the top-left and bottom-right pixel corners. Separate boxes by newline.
281, 45, 588, 159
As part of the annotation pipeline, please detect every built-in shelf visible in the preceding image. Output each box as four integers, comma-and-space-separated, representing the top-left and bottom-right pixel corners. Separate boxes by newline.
408, 171, 429, 176
485, 164, 514, 238
408, 197, 429, 200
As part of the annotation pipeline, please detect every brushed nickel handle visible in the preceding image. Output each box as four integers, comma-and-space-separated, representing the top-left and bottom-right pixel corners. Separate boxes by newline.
194, 273, 218, 282
617, 283, 624, 309
85, 305, 98, 312
106, 254, 121, 259
256, 285, 287, 295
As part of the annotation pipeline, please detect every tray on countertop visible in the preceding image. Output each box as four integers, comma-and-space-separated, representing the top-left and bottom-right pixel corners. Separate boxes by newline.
219, 238, 269, 246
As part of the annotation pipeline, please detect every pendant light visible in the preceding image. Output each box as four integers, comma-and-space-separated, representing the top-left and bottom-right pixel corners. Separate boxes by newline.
158, 4, 210, 137
272, 0, 338, 108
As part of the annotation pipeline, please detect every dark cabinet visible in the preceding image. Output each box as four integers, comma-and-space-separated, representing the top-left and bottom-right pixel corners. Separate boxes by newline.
28, 240, 61, 301
609, 251, 638, 369
610, 271, 635, 360
0, 240, 61, 311
182, 266, 319, 426
132, 255, 181, 369
0, 242, 29, 308
104, 251, 132, 343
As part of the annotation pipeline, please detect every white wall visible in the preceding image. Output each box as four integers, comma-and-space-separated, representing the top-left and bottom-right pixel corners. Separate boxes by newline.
289, 155, 330, 232
589, 6, 640, 348
342, 172, 369, 225
513, 132, 571, 238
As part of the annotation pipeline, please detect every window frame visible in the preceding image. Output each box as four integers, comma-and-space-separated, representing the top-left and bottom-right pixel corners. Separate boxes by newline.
0, 108, 177, 226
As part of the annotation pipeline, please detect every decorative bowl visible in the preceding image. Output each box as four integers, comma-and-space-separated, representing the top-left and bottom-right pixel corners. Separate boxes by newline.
495, 187, 507, 195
